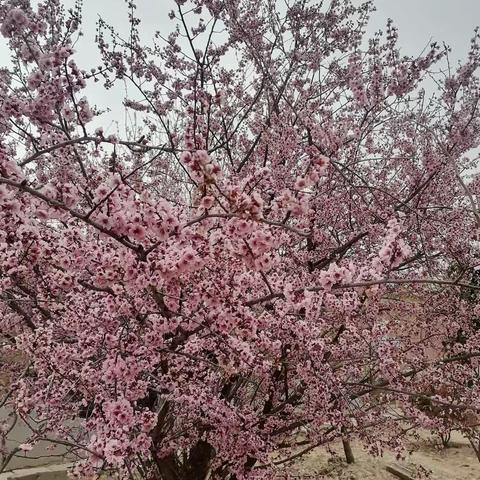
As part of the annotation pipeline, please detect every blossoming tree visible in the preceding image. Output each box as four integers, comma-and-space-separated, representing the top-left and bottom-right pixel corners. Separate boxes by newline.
1, 0, 480, 478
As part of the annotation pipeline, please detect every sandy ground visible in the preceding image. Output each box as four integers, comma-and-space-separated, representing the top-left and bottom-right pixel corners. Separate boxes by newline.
281, 431, 480, 479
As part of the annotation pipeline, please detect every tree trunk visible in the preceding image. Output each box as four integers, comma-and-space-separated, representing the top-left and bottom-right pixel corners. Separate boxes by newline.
342, 438, 355, 464
153, 441, 215, 480
184, 440, 215, 480
156, 454, 181, 480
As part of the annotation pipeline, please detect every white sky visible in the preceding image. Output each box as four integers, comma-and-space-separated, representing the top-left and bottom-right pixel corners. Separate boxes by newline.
71, 0, 480, 60
372, 0, 479, 60
1, 0, 479, 135
71, 0, 480, 59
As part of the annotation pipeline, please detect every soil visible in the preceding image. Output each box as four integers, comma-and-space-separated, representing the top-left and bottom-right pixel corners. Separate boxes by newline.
281, 431, 480, 479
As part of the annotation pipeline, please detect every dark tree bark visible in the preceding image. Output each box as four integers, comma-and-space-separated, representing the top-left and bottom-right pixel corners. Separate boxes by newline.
342, 437, 355, 464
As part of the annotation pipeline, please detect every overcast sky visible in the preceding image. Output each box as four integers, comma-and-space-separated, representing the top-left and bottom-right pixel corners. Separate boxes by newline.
373, 0, 479, 59
2, 0, 479, 136
70, 0, 480, 60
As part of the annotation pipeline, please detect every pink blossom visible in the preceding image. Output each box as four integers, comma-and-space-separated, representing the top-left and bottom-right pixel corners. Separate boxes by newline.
18, 443, 34, 451
199, 195, 215, 210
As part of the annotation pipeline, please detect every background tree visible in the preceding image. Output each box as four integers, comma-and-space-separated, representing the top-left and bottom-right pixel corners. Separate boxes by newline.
1, 0, 480, 478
